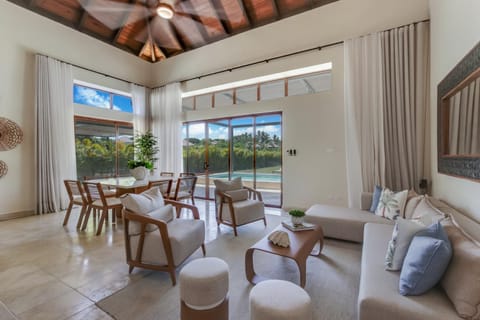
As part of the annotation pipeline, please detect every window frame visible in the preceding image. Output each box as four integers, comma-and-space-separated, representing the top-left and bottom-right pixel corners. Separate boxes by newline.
73, 83, 133, 113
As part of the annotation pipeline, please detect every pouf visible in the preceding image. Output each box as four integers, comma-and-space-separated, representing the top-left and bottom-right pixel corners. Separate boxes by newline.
179, 257, 229, 320
249, 280, 312, 320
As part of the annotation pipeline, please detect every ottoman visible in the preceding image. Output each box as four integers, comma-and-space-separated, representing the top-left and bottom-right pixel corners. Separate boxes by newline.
179, 257, 229, 320
249, 279, 312, 320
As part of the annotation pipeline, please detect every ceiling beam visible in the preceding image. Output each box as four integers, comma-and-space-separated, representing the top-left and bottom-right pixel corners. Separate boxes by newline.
76, 0, 91, 30
237, 0, 253, 26
168, 20, 188, 52
208, 0, 231, 35
271, 0, 281, 20
181, 2, 210, 45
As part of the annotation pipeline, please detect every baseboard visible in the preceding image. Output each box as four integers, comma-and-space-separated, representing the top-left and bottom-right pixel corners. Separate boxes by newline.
0, 210, 35, 221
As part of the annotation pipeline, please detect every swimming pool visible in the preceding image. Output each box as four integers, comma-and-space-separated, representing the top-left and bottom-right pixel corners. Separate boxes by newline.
209, 172, 281, 183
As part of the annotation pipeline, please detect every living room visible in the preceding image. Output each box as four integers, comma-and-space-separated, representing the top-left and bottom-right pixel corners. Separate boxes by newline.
1, 0, 479, 319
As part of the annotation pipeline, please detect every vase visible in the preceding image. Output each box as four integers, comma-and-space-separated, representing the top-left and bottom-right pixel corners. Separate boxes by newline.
130, 166, 147, 180
291, 215, 304, 226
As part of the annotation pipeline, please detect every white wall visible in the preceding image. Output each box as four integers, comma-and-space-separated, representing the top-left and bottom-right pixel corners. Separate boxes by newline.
0, 1, 150, 216
150, 0, 429, 86
184, 46, 346, 209
429, 0, 480, 221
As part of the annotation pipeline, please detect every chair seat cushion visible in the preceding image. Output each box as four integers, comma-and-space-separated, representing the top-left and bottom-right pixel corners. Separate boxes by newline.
220, 199, 265, 225
131, 219, 205, 266
92, 197, 122, 207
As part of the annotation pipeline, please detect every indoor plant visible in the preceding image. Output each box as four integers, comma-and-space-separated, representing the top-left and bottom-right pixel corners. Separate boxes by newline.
289, 209, 305, 226
128, 131, 159, 180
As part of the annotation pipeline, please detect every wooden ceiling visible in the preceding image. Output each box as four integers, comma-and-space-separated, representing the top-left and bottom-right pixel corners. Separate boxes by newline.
8, 0, 338, 63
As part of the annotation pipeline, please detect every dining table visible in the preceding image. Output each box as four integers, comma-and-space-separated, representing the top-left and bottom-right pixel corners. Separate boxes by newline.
87, 175, 173, 197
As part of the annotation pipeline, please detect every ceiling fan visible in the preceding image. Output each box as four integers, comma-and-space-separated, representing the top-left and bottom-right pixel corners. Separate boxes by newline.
79, 0, 229, 61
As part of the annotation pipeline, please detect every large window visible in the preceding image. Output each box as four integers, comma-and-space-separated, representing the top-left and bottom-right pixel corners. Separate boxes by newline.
73, 83, 133, 113
75, 118, 134, 179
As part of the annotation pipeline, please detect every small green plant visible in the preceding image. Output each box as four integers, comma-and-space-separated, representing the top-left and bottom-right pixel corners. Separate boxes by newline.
128, 131, 159, 169
288, 209, 305, 217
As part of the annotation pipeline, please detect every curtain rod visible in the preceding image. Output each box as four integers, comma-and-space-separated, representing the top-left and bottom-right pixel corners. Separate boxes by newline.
180, 40, 344, 83
36, 54, 151, 88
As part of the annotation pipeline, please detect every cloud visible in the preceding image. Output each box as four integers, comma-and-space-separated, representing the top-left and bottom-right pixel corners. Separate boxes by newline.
257, 125, 281, 137
75, 87, 110, 109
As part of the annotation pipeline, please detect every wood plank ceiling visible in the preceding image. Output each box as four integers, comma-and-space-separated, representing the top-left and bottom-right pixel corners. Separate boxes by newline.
7, 0, 338, 63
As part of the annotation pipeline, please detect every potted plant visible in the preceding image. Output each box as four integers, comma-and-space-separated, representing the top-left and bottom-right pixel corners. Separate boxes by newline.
289, 209, 305, 226
128, 131, 159, 180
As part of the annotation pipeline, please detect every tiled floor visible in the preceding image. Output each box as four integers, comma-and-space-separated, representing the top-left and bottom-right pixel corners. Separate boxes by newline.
0, 200, 281, 320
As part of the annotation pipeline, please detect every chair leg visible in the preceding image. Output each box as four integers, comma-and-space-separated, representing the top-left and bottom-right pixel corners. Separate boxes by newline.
76, 205, 87, 229
263, 217, 267, 226
81, 206, 92, 231
233, 225, 238, 237
169, 269, 177, 286
63, 202, 74, 226
128, 265, 134, 274
201, 244, 206, 256
191, 196, 195, 205
96, 209, 107, 236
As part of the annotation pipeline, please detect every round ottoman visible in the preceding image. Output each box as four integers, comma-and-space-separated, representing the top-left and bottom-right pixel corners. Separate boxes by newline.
179, 257, 229, 320
249, 280, 312, 320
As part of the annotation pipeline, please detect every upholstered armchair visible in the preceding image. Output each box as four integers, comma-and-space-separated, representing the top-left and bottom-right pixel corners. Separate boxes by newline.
214, 177, 266, 236
120, 187, 205, 285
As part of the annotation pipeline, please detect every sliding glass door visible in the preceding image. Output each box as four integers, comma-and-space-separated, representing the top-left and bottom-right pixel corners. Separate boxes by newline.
183, 113, 282, 207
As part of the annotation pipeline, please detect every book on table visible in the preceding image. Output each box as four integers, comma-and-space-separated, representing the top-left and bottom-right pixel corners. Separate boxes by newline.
281, 220, 315, 231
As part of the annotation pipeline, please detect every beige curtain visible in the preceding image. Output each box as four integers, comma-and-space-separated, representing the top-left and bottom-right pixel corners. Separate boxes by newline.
345, 21, 430, 207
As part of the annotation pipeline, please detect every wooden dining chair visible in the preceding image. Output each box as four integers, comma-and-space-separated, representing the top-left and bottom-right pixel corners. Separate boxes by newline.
82, 182, 123, 236
179, 172, 196, 177
63, 180, 88, 228
83, 175, 117, 198
148, 179, 173, 199
160, 172, 174, 177
170, 176, 197, 205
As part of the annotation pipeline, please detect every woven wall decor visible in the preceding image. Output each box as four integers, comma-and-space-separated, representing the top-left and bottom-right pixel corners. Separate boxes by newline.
0, 160, 7, 178
0, 117, 24, 151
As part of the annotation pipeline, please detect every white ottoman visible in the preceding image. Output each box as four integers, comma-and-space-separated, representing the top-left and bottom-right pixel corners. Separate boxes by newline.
179, 257, 229, 320
249, 280, 312, 320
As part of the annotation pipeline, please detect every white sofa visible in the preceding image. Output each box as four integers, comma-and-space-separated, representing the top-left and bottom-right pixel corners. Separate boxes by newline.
305, 195, 480, 320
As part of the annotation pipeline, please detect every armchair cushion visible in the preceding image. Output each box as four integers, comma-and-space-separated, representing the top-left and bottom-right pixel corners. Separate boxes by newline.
130, 219, 205, 266
121, 187, 165, 214
225, 189, 249, 202
214, 177, 243, 192
221, 199, 264, 225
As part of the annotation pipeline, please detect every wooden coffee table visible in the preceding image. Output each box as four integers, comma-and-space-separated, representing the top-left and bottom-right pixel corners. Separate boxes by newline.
245, 223, 324, 288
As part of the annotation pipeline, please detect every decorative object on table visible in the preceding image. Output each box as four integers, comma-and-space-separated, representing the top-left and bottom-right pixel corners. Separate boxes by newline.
289, 209, 306, 226
281, 220, 315, 232
0, 160, 7, 178
268, 230, 290, 248
0, 117, 24, 151
128, 131, 159, 180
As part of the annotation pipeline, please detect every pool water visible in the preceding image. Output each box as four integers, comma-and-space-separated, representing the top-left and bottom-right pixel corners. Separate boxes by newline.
209, 172, 281, 183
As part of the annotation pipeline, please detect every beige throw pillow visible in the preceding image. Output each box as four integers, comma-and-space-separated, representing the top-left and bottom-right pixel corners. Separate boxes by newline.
404, 195, 424, 219
121, 187, 165, 214
375, 189, 408, 220
213, 177, 243, 192
225, 189, 249, 202
411, 197, 446, 225
441, 221, 480, 319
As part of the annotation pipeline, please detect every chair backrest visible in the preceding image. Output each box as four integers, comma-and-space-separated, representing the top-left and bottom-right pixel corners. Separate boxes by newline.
148, 179, 173, 198
64, 180, 87, 203
179, 172, 195, 177
173, 176, 197, 198
160, 172, 174, 177
82, 182, 106, 206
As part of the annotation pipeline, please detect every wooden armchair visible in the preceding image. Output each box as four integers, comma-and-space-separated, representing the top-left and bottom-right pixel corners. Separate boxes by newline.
214, 179, 266, 236
122, 199, 206, 285
148, 179, 173, 199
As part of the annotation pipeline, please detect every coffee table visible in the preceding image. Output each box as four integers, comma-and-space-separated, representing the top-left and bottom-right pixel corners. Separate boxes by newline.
245, 223, 324, 288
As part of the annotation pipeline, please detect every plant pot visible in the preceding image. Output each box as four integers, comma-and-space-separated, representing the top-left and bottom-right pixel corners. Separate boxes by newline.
291, 215, 304, 226
130, 166, 148, 180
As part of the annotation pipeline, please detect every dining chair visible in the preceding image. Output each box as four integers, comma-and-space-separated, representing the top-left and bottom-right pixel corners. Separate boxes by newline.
170, 176, 197, 205
148, 179, 173, 199
63, 180, 88, 228
160, 172, 175, 177
83, 175, 117, 197
179, 172, 196, 177
82, 182, 123, 235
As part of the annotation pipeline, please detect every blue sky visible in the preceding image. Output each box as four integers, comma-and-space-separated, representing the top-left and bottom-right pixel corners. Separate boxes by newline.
74, 85, 133, 113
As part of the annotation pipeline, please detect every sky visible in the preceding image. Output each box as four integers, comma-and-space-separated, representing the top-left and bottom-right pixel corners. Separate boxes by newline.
73, 85, 133, 113
183, 115, 282, 140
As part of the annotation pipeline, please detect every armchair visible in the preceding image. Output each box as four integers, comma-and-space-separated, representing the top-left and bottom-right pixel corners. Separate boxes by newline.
214, 177, 266, 236
121, 187, 205, 285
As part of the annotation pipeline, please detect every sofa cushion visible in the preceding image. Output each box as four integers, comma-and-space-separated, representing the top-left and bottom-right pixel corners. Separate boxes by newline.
441, 220, 480, 319
385, 218, 426, 271
358, 223, 462, 320
399, 223, 452, 296
375, 189, 408, 220
305, 204, 393, 243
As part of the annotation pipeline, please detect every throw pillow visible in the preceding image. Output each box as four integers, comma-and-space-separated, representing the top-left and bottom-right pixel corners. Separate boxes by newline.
375, 188, 408, 220
385, 218, 426, 271
404, 195, 424, 219
441, 220, 480, 319
411, 197, 446, 225
369, 185, 383, 213
120, 187, 165, 214
399, 222, 452, 296
213, 177, 243, 192
225, 189, 249, 202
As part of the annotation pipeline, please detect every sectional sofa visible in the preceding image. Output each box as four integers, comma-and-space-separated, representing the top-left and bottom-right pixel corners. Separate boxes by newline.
305, 194, 480, 320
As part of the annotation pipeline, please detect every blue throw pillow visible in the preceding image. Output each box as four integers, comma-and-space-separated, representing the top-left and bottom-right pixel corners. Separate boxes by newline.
369, 185, 383, 212
399, 223, 452, 296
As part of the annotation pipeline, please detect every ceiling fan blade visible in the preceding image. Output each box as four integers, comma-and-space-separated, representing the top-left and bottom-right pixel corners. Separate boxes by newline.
78, 0, 152, 29
134, 17, 184, 51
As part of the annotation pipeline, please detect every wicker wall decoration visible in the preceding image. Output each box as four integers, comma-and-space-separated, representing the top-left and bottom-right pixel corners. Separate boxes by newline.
0, 117, 24, 151
0, 160, 7, 178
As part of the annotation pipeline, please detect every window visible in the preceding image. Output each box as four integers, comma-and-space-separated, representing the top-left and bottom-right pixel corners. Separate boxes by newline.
214, 90, 234, 107
260, 80, 285, 101
236, 85, 257, 104
75, 118, 134, 179
288, 72, 332, 96
182, 97, 194, 111
195, 94, 212, 110
73, 84, 133, 113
